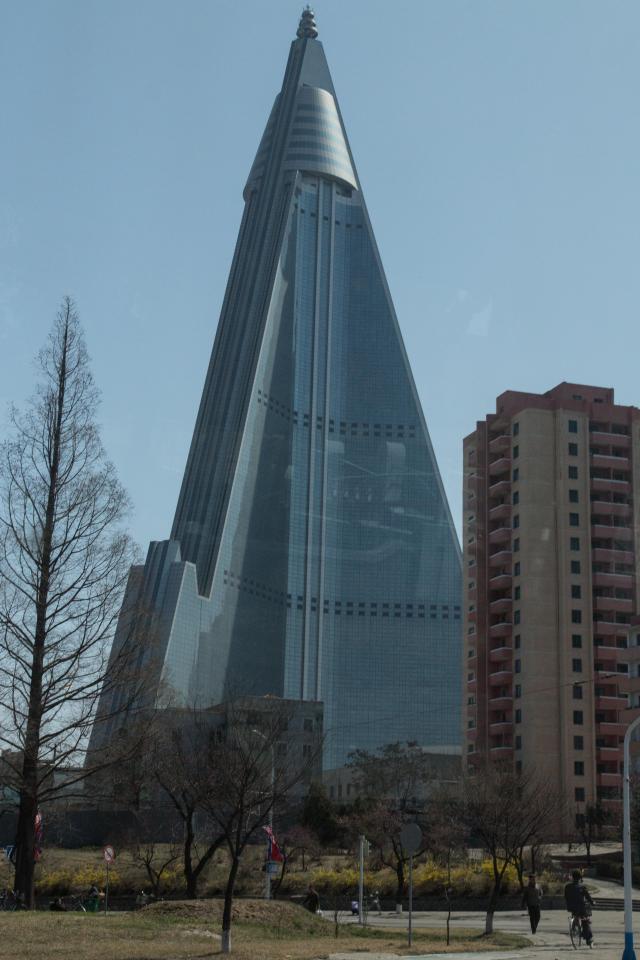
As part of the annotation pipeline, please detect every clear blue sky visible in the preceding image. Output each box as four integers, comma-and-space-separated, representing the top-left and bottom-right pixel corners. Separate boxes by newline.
2, 1, 639, 550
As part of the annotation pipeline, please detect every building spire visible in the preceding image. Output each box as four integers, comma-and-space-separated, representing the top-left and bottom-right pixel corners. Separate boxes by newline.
297, 6, 318, 40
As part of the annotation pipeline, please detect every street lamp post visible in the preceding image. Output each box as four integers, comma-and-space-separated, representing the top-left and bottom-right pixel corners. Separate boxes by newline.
622, 714, 640, 960
252, 728, 276, 900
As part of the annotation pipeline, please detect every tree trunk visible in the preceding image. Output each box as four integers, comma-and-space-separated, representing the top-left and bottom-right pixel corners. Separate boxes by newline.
184, 815, 196, 898
585, 835, 592, 866
485, 858, 502, 935
221, 855, 240, 954
13, 788, 37, 907
13, 314, 68, 907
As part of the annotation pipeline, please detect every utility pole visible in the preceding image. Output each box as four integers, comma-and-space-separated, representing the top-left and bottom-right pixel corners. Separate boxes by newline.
358, 835, 366, 925
622, 714, 640, 960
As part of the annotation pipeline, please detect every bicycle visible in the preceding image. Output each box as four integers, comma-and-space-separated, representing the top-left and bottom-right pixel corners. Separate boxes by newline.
569, 913, 593, 949
569, 913, 582, 948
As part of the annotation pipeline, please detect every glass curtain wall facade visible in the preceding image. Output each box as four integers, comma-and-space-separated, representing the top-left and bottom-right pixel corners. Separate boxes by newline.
92, 11, 462, 768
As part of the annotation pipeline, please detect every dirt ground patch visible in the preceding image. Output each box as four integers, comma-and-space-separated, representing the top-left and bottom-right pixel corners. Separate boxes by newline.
0, 902, 529, 960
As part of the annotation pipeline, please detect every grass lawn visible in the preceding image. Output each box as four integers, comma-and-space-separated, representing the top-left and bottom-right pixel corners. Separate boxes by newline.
0, 899, 530, 960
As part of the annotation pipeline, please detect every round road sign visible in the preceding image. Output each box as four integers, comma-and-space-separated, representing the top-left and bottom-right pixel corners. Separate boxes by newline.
103, 845, 115, 864
399, 823, 423, 855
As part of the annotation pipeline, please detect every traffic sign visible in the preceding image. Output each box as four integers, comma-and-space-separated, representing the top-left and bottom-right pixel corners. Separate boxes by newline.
103, 845, 115, 864
400, 823, 423, 855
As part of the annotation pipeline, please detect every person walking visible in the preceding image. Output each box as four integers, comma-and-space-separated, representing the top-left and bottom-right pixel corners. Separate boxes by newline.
521, 874, 543, 934
302, 885, 320, 914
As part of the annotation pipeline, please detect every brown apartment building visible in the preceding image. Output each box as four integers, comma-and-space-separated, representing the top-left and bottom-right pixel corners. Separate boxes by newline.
463, 383, 640, 825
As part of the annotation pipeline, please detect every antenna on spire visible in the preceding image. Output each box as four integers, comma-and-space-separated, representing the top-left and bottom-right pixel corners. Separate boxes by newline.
297, 6, 318, 40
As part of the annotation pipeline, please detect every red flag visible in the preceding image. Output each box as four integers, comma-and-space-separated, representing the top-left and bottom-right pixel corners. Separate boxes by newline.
263, 825, 284, 862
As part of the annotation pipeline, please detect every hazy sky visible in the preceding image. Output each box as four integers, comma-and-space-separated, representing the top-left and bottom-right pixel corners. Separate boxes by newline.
2, 0, 639, 552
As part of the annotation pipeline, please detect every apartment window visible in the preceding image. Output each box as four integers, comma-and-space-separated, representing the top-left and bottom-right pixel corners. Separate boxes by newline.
513, 422, 519, 436
512, 490, 519, 505
513, 538, 520, 552
515, 735, 522, 749
570, 537, 580, 551
515, 684, 522, 698
515, 658, 521, 673
572, 634, 582, 648
515, 708, 522, 723
516, 760, 523, 774
572, 658, 583, 672
570, 512, 580, 526
569, 419, 578, 434
515, 634, 521, 649
569, 442, 578, 456
572, 585, 582, 599
573, 710, 584, 724
571, 560, 581, 575
513, 514, 520, 529
574, 736, 584, 750
513, 468, 519, 482
574, 761, 585, 775
513, 445, 519, 459
569, 465, 578, 479
573, 685, 583, 699
569, 489, 579, 503
572, 609, 582, 624
514, 561, 521, 576
514, 610, 521, 624
514, 585, 521, 600
575, 787, 585, 802
467, 672, 475, 682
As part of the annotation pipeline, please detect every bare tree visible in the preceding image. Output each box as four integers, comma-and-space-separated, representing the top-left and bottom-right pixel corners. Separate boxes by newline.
0, 298, 139, 905
152, 713, 226, 899
271, 825, 320, 895
347, 742, 432, 910
575, 801, 611, 866
462, 764, 560, 934
196, 701, 313, 954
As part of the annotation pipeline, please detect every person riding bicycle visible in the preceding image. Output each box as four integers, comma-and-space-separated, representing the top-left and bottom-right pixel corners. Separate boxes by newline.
564, 870, 594, 946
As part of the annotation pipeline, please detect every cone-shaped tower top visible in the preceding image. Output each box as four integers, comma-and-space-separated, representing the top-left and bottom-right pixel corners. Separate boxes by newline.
297, 6, 318, 39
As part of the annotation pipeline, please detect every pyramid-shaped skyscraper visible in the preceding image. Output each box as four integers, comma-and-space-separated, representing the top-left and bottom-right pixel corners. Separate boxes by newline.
98, 10, 462, 767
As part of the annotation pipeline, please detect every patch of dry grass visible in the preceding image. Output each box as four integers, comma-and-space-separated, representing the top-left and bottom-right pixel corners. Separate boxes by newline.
0, 899, 529, 960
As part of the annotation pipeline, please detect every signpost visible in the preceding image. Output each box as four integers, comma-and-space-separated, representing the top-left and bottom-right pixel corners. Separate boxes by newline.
103, 845, 115, 914
400, 823, 423, 948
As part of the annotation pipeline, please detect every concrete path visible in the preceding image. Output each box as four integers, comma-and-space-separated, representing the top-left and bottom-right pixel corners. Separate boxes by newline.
324, 902, 636, 960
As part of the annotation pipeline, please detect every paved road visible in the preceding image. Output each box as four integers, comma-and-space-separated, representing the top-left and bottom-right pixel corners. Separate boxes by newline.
325, 895, 636, 960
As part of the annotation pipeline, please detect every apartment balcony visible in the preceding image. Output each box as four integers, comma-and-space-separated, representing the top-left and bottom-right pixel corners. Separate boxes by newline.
489, 549, 512, 568
595, 642, 623, 657
593, 596, 633, 613
489, 621, 513, 638
489, 572, 512, 590
592, 572, 634, 589
488, 670, 513, 686
489, 434, 511, 453
490, 597, 513, 614
489, 644, 512, 663
592, 453, 631, 470
489, 720, 513, 735
595, 695, 627, 710
467, 677, 477, 690
597, 772, 622, 788
489, 695, 513, 710
488, 479, 511, 498
590, 500, 633, 518
597, 721, 628, 736
489, 745, 513, 760
489, 502, 511, 522
597, 745, 623, 760
592, 620, 627, 636
489, 456, 511, 477
592, 548, 635, 564
466, 727, 478, 741
591, 430, 631, 448
591, 476, 631, 493
467, 607, 478, 622
592, 524, 633, 541
488, 526, 512, 545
